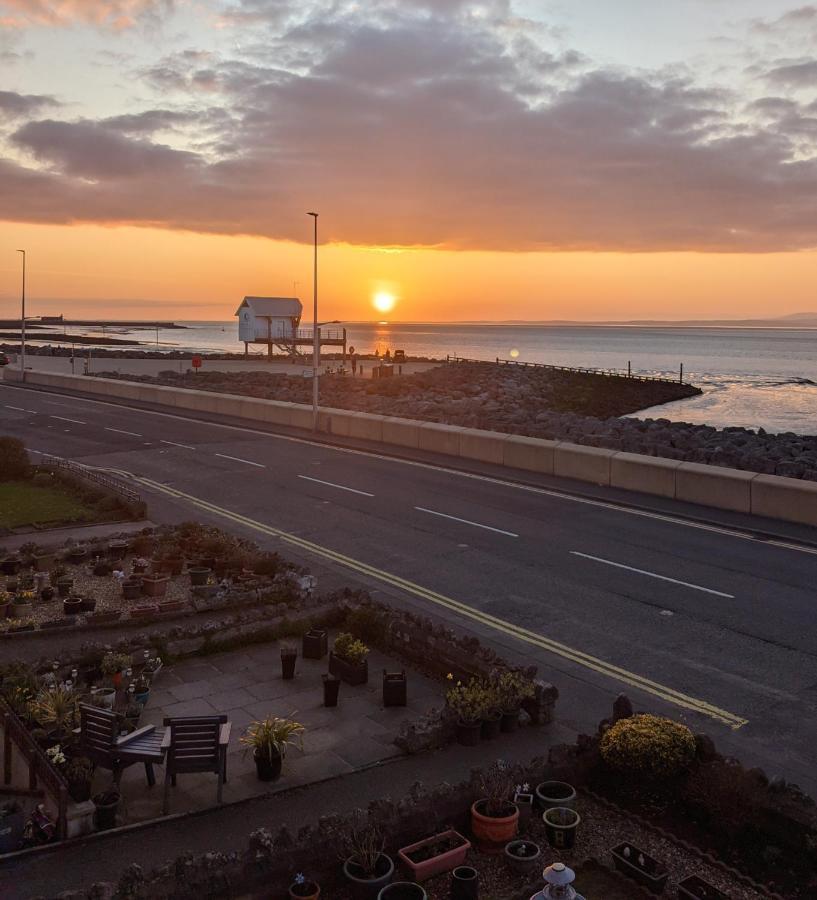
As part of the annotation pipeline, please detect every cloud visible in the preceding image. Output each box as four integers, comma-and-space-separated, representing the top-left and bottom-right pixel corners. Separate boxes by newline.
2, 1, 817, 252
0, 0, 172, 29
764, 58, 817, 86
0, 89, 59, 117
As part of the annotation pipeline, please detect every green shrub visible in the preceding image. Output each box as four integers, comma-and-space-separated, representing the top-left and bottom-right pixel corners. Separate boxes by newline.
600, 714, 695, 777
346, 606, 386, 643
333, 632, 369, 666
0, 437, 31, 481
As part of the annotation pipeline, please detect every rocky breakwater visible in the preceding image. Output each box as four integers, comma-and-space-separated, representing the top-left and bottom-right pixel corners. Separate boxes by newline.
98, 362, 817, 481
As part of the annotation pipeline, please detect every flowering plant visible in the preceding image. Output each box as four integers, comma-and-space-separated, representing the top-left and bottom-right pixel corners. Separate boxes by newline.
14, 590, 35, 602
445, 675, 494, 724
0, 591, 12, 604
46, 745, 66, 766
492, 669, 535, 712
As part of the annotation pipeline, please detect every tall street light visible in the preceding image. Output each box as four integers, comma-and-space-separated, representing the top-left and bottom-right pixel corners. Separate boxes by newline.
307, 212, 319, 431
15, 250, 25, 379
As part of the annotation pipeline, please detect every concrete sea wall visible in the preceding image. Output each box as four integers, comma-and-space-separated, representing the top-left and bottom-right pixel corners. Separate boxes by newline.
6, 368, 817, 528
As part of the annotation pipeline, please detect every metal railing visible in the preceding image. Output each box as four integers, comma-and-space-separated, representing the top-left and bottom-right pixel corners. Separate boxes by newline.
41, 456, 142, 506
445, 356, 689, 386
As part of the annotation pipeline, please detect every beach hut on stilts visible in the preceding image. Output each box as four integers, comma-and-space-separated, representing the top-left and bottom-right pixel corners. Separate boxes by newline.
235, 296, 303, 359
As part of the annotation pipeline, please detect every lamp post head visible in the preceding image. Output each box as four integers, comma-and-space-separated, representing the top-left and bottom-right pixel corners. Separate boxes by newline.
307, 211, 318, 218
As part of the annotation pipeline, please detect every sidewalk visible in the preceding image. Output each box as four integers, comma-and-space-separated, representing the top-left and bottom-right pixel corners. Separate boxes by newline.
1, 520, 154, 553
0, 719, 576, 899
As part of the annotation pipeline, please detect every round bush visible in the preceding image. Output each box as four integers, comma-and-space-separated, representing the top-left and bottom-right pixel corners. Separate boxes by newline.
600, 714, 695, 777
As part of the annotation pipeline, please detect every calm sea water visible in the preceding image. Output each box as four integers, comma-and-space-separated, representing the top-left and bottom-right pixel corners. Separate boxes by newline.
52, 321, 817, 434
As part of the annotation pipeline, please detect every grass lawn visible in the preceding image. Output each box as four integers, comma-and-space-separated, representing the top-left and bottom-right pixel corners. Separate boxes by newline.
0, 480, 103, 530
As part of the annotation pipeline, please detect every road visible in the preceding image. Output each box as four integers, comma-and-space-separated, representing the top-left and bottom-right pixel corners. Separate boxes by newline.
2, 380, 817, 795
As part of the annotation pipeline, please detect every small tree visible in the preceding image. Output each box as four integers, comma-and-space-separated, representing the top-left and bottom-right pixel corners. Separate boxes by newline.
0, 437, 31, 481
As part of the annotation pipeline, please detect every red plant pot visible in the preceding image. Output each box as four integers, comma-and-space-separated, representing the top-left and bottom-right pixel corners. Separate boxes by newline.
398, 829, 471, 882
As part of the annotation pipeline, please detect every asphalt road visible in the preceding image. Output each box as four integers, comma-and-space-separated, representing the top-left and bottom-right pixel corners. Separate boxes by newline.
2, 380, 817, 796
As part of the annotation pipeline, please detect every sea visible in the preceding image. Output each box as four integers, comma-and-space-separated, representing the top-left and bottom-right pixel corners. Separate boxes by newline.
34, 321, 817, 435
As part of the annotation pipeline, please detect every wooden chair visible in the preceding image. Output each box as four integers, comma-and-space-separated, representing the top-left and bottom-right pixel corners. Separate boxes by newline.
161, 715, 230, 814
77, 704, 165, 786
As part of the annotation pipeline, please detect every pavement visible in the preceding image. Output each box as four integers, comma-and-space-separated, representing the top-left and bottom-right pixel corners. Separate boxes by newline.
2, 376, 817, 802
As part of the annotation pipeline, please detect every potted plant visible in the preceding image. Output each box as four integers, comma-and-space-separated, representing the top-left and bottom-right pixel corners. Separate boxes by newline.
543, 807, 581, 851
241, 715, 305, 781
611, 843, 668, 893
31, 685, 80, 746
0, 556, 20, 576
445, 676, 489, 746
108, 540, 128, 561
63, 595, 83, 615
280, 642, 298, 680
323, 673, 341, 707
450, 866, 478, 900
513, 784, 535, 829
101, 651, 131, 690
377, 886, 427, 900
534, 780, 576, 812
12, 591, 34, 617
678, 875, 730, 900
470, 761, 519, 854
493, 670, 535, 732
302, 628, 328, 659
93, 789, 120, 830
338, 819, 394, 898
64, 757, 94, 803
132, 557, 149, 574
141, 573, 169, 598
188, 566, 211, 586
289, 873, 321, 899
504, 839, 541, 875
66, 546, 87, 564
91, 686, 116, 709
133, 674, 151, 706
40, 585, 55, 602
329, 633, 369, 686
79, 595, 97, 614
397, 829, 470, 882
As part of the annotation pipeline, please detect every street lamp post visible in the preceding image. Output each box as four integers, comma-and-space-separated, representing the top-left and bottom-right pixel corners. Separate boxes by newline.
15, 250, 25, 378
307, 212, 319, 431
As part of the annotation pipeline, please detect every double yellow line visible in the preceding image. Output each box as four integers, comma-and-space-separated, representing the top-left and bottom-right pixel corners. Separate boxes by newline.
135, 475, 748, 730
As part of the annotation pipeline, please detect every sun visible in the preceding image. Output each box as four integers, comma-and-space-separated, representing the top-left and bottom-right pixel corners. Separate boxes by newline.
373, 291, 396, 313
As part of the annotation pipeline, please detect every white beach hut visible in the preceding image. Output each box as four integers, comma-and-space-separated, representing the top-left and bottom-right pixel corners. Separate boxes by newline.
235, 296, 302, 357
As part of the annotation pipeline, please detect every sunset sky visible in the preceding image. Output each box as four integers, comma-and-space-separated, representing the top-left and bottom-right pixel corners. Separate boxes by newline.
2, 1, 817, 322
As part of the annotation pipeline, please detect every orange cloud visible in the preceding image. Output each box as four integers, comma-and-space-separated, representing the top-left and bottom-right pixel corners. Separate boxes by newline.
0, 0, 171, 29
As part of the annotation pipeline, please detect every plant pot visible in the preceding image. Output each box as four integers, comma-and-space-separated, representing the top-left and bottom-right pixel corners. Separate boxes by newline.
302, 628, 328, 659
93, 791, 120, 831
542, 807, 580, 851
132, 563, 147, 574
122, 579, 142, 600
166, 557, 184, 576
141, 575, 169, 598
91, 687, 116, 709
343, 853, 394, 899
255, 748, 282, 782
34, 553, 55, 570
500, 709, 520, 732
677, 875, 730, 900
281, 649, 297, 680
534, 780, 576, 812
78, 597, 96, 613
480, 711, 501, 740
57, 579, 73, 598
188, 567, 211, 586
455, 720, 481, 747
329, 651, 368, 686
40, 587, 55, 603
611, 843, 668, 894
69, 781, 92, 803
398, 829, 471, 882
134, 687, 150, 706
450, 866, 478, 900
503, 839, 541, 876
513, 792, 535, 831
322, 674, 340, 707
63, 596, 83, 616
108, 541, 128, 561
289, 881, 321, 900
11, 601, 32, 618
112, 670, 125, 690
377, 885, 427, 900
470, 799, 519, 854
383, 670, 407, 707
67, 549, 86, 564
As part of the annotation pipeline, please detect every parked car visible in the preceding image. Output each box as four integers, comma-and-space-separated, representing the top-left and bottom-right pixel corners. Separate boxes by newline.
0, 354, 9, 367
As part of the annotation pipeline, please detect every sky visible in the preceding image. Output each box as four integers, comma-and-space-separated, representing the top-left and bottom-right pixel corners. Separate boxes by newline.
1, 0, 817, 322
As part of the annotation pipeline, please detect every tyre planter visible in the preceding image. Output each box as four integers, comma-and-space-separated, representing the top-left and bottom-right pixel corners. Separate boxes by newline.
377, 884, 427, 900
470, 799, 519, 854
450, 866, 479, 900
63, 597, 83, 616
543, 807, 580, 850
57, 579, 73, 598
480, 711, 501, 740
534, 780, 576, 811
189, 567, 211, 587
302, 629, 328, 659
611, 843, 668, 894
289, 880, 320, 899
503, 839, 540, 876
281, 650, 297, 680
322, 674, 340, 707
254, 748, 282, 782
398, 829, 470, 882
343, 853, 394, 899
500, 709, 520, 732
93, 791, 120, 831
455, 719, 481, 747
329, 651, 368, 686
677, 875, 730, 900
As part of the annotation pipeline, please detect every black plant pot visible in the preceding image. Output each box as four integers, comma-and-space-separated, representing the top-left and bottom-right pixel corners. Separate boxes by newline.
93, 792, 120, 830
480, 711, 501, 740
677, 875, 729, 900
455, 720, 481, 747
377, 884, 427, 899
281, 651, 297, 680
254, 749, 282, 782
0, 558, 20, 576
40, 587, 55, 603
500, 710, 519, 733
450, 866, 479, 900
302, 629, 328, 659
323, 674, 340, 707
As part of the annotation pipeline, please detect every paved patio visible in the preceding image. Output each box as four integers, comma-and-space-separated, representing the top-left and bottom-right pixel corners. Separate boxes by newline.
97, 636, 444, 822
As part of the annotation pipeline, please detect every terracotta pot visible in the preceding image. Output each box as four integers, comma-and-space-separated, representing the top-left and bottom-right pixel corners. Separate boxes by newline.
288, 881, 320, 900
470, 799, 518, 854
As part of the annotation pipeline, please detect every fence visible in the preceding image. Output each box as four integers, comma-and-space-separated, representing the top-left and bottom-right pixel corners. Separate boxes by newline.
40, 456, 142, 507
446, 355, 688, 385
